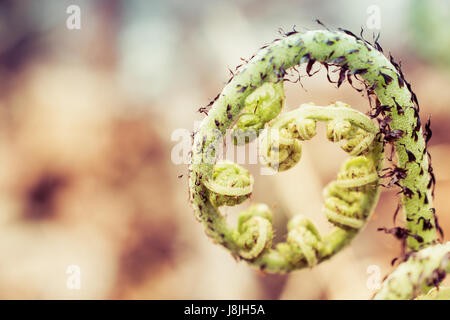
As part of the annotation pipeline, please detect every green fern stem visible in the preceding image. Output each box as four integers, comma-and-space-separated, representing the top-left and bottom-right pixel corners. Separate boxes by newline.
374, 242, 450, 300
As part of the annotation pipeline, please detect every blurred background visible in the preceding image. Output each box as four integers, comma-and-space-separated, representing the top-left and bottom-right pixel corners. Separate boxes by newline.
0, 0, 449, 299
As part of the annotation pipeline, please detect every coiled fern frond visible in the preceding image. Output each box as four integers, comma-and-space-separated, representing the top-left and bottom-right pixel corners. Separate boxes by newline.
189, 28, 447, 299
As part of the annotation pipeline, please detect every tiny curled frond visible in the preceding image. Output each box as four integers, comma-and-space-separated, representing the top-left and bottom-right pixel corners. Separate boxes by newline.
279, 215, 324, 267
324, 156, 378, 229
232, 81, 284, 145
189, 28, 448, 297
233, 204, 273, 259
203, 160, 253, 207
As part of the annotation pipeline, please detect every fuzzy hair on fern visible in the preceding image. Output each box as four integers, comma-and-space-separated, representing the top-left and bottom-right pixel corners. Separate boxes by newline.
188, 26, 448, 300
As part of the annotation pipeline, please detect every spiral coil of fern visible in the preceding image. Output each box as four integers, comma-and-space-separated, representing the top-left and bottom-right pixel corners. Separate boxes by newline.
189, 28, 447, 296
192, 96, 383, 273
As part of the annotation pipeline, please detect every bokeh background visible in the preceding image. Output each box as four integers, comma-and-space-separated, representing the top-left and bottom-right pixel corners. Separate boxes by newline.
0, 0, 449, 299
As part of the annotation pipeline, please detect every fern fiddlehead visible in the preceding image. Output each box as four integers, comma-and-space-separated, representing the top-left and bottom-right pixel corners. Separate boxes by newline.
189, 28, 447, 297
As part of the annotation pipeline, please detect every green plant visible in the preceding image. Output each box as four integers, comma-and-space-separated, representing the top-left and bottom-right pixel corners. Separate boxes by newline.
189, 27, 449, 300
